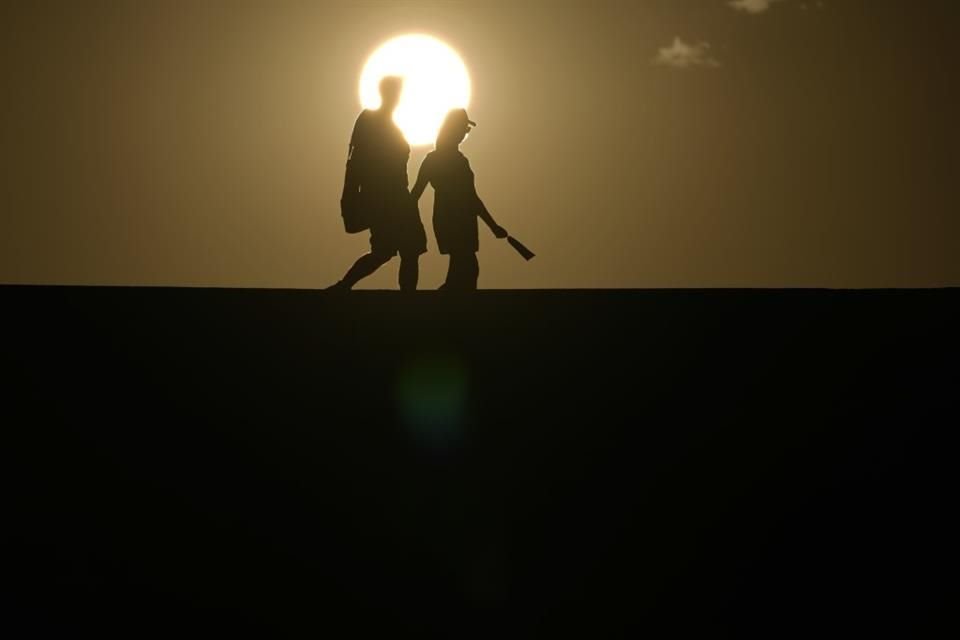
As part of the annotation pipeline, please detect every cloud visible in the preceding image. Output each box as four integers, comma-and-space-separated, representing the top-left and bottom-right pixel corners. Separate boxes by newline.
728, 0, 786, 14
654, 37, 720, 69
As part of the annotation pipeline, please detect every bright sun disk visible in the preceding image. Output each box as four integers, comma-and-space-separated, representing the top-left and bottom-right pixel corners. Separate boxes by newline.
360, 34, 471, 146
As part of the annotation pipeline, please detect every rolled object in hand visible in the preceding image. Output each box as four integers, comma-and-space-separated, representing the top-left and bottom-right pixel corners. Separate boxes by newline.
507, 236, 535, 261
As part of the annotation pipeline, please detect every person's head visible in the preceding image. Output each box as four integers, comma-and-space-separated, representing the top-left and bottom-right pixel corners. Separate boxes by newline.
378, 76, 404, 114
436, 109, 476, 149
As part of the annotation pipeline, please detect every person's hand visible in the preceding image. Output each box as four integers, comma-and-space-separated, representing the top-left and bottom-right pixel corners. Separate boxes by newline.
492, 224, 508, 239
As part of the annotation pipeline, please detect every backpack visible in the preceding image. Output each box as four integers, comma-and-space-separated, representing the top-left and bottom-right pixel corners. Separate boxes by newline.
340, 185, 368, 234
340, 111, 371, 234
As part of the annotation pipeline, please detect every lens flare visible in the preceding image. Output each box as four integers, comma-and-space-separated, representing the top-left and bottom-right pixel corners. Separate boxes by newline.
396, 355, 469, 452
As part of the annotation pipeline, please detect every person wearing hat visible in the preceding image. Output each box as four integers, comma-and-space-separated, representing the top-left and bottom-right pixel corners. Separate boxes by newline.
329, 76, 428, 291
411, 108, 508, 291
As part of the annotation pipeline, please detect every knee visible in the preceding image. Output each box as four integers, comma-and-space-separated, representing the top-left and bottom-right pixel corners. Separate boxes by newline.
371, 251, 394, 266
465, 254, 479, 275
399, 255, 420, 273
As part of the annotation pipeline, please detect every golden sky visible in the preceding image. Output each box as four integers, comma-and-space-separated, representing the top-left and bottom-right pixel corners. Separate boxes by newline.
1, 1, 957, 288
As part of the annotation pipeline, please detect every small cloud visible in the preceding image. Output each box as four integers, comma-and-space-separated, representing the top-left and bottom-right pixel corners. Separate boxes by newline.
654, 37, 720, 69
729, 0, 786, 14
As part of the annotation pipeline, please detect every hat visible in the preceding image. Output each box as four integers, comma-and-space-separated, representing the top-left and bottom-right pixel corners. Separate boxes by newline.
446, 108, 477, 129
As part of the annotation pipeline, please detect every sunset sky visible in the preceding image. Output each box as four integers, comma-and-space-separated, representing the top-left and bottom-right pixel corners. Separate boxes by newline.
2, 1, 956, 289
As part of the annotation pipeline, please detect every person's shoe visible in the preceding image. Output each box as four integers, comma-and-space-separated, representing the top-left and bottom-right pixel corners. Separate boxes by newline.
325, 281, 351, 292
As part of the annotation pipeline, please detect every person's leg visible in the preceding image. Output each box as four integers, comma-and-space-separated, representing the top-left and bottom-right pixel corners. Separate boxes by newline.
463, 253, 479, 291
398, 252, 419, 292
444, 253, 478, 291
441, 254, 459, 290
335, 251, 392, 289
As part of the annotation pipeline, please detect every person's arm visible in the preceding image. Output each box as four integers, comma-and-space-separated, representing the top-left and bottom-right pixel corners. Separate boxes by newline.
467, 162, 507, 238
410, 155, 432, 201
477, 198, 508, 239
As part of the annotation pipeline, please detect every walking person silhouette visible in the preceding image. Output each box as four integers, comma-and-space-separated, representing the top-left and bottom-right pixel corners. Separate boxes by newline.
411, 109, 508, 291
329, 76, 427, 291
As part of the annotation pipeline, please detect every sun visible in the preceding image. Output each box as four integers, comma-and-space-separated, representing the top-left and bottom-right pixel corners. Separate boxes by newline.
359, 34, 471, 147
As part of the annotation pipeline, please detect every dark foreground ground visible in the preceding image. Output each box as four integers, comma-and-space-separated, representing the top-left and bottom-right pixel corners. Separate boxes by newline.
4, 287, 956, 636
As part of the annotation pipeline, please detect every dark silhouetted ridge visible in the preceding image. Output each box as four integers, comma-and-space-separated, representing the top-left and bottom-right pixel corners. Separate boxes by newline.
5, 286, 955, 636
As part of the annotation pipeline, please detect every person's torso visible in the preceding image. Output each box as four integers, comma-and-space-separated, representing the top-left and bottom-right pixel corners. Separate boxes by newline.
354, 111, 410, 192
428, 150, 477, 216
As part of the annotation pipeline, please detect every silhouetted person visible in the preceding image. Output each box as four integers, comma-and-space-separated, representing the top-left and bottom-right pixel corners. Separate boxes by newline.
329, 76, 427, 291
411, 109, 507, 291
